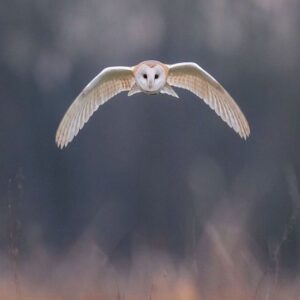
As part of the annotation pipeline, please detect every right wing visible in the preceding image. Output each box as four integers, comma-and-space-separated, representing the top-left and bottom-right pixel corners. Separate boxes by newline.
56, 66, 135, 148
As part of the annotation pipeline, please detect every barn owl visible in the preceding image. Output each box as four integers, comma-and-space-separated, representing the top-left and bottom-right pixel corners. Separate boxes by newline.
56, 60, 250, 148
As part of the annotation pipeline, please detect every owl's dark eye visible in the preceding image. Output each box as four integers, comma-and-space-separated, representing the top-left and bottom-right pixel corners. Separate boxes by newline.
154, 74, 159, 79
143, 74, 147, 79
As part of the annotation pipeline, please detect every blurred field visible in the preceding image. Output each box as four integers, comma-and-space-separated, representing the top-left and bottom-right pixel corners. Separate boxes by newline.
1, 176, 299, 300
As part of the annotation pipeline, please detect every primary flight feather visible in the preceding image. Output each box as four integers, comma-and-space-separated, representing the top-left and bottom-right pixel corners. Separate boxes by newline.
56, 60, 250, 148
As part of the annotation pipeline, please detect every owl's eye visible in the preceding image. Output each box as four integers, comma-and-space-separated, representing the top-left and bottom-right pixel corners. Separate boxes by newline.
143, 74, 147, 79
154, 74, 159, 79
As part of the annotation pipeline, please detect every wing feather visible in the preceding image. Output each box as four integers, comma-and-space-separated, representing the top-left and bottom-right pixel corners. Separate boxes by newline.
167, 63, 250, 139
56, 67, 135, 148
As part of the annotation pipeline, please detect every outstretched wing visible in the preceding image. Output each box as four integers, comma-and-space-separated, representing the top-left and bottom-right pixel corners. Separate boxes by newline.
56, 67, 135, 148
167, 63, 250, 139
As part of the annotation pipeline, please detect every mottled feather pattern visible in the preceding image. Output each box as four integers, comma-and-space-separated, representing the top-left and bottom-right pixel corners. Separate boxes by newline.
167, 63, 250, 139
56, 67, 134, 148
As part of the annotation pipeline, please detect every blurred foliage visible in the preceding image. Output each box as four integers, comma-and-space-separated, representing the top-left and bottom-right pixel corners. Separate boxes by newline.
0, 0, 300, 281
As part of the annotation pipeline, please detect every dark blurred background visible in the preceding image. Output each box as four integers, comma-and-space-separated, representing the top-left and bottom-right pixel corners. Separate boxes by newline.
1, 0, 300, 279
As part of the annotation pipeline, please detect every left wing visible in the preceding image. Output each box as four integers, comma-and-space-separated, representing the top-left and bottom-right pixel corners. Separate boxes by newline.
167, 63, 250, 139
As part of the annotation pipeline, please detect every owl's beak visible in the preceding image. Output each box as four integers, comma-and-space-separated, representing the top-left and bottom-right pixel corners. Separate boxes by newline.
148, 79, 154, 89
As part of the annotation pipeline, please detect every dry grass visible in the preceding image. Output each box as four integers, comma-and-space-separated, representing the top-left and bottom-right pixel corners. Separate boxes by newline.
0, 214, 299, 300
1, 167, 299, 300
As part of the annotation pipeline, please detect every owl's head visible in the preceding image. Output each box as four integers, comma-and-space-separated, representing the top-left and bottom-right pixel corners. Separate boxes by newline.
134, 61, 166, 94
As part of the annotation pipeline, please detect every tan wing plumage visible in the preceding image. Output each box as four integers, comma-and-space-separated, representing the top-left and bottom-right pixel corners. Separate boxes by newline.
56, 67, 135, 148
167, 63, 250, 139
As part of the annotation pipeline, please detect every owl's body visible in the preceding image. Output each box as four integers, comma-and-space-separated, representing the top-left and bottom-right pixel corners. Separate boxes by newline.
55, 60, 250, 148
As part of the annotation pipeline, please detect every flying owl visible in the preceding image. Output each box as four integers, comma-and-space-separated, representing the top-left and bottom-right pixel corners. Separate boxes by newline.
56, 60, 250, 148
